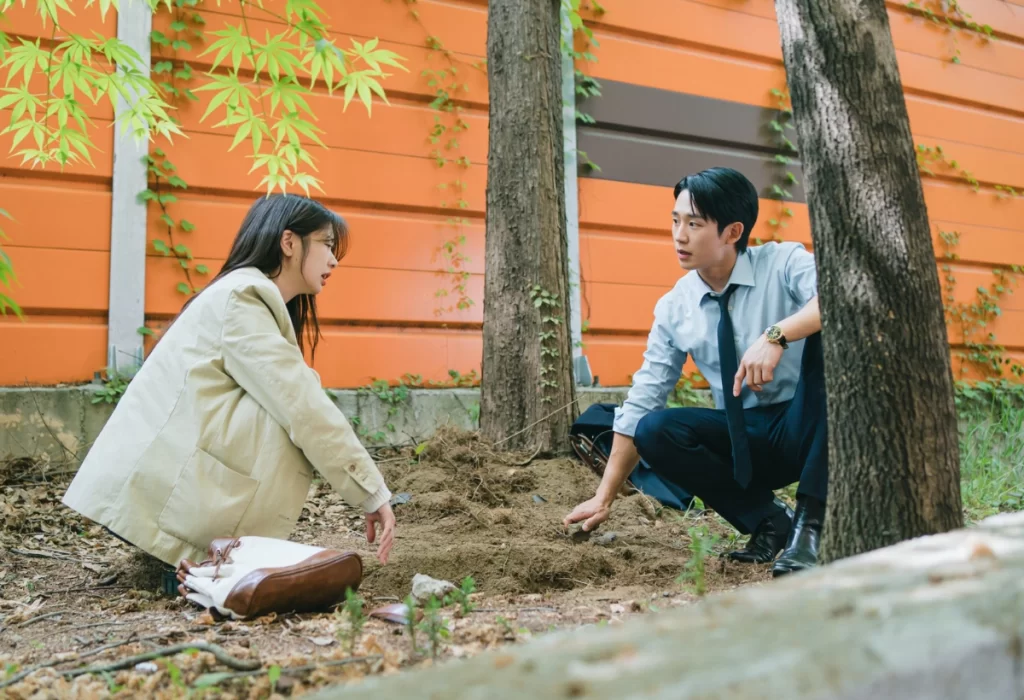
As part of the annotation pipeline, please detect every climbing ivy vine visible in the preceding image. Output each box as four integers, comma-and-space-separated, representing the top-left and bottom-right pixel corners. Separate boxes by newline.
938, 230, 1023, 380
139, 0, 206, 316
893, 0, 1023, 386
752, 85, 798, 247
911, 127, 1024, 380
530, 284, 564, 403
905, 0, 994, 63
390, 0, 605, 318
387, 0, 481, 317
143, 148, 204, 296
564, 0, 605, 172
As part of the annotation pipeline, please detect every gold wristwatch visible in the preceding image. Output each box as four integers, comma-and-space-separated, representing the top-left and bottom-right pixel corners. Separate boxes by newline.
765, 324, 788, 349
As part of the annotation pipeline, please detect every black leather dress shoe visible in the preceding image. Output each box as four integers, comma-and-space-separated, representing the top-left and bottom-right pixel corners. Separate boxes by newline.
772, 495, 825, 577
726, 505, 793, 564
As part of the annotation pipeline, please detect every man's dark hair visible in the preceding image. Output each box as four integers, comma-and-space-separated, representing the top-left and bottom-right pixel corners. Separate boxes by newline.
673, 167, 760, 253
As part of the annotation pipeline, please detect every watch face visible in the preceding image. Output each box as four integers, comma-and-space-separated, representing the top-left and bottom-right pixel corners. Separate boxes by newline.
767, 326, 780, 341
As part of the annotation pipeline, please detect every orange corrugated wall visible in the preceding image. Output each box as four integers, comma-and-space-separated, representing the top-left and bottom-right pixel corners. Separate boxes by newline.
1, 0, 1022, 388
141, 1, 490, 388
0, 5, 116, 386
578, 0, 1024, 386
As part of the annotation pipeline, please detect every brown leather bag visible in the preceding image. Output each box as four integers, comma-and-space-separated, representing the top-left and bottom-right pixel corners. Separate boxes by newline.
176, 536, 363, 620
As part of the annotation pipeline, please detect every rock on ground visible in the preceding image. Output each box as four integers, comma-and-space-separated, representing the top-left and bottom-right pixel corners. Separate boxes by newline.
411, 574, 456, 602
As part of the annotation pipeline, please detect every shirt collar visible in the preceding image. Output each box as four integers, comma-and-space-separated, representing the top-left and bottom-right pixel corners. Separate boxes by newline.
694, 251, 756, 300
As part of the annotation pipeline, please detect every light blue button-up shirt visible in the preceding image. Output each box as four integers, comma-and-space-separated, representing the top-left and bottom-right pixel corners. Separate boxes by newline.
612, 241, 819, 438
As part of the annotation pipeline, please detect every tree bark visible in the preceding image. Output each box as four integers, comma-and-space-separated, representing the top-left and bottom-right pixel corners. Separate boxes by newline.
774, 0, 963, 562
480, 0, 577, 452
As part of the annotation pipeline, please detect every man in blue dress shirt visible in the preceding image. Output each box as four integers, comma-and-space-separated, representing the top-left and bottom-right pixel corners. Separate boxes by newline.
564, 166, 827, 577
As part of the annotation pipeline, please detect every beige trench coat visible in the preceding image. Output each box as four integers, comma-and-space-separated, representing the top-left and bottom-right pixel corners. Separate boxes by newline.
62, 267, 391, 566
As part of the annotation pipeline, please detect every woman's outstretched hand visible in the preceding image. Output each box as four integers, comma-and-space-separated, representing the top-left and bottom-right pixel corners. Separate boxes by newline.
365, 502, 396, 564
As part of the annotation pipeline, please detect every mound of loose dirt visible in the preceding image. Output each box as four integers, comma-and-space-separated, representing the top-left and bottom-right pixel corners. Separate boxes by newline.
1, 441, 771, 699
2, 428, 749, 604
304, 428, 727, 598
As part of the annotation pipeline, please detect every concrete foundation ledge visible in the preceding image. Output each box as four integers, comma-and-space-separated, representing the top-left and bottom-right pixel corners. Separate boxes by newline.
311, 512, 1024, 700
0, 385, 631, 466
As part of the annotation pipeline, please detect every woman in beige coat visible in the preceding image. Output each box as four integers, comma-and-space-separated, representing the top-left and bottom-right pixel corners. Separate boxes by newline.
62, 194, 396, 578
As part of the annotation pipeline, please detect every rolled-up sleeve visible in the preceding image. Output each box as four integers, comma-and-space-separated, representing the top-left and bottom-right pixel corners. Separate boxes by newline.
220, 287, 391, 512
783, 243, 819, 306
612, 295, 686, 438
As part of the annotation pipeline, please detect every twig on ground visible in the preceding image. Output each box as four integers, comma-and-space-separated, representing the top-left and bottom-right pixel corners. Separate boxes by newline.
18, 611, 66, 627
508, 445, 542, 467
39, 583, 126, 596
0, 633, 179, 690
639, 534, 686, 551
63, 642, 261, 678
195, 655, 383, 687
472, 607, 557, 614
3, 468, 79, 486
0, 659, 62, 689
75, 635, 148, 659
11, 548, 78, 562
66, 621, 132, 632
367, 441, 417, 459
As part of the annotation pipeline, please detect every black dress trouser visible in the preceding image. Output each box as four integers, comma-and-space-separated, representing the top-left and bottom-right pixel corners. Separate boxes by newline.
633, 333, 828, 534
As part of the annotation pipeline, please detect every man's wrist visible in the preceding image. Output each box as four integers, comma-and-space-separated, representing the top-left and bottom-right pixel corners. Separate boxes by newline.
594, 487, 616, 508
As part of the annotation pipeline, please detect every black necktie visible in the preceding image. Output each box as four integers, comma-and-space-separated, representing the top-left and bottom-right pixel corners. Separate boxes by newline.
716, 285, 753, 488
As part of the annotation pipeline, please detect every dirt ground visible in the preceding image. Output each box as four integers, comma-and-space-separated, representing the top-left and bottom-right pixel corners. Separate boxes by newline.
1, 429, 774, 697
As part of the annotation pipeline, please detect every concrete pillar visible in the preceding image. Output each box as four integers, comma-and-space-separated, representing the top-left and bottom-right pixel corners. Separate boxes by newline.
560, 3, 589, 386
106, 2, 153, 372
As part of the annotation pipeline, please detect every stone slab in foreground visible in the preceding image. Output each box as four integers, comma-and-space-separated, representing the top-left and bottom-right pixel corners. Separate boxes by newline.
313, 512, 1024, 700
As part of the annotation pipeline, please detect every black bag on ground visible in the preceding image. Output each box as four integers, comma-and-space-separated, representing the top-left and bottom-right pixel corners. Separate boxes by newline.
569, 403, 695, 512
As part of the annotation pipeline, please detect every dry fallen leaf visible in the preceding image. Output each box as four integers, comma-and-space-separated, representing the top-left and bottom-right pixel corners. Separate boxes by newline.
369, 603, 412, 625
360, 634, 385, 654
4, 598, 44, 624
310, 636, 335, 647
194, 610, 216, 626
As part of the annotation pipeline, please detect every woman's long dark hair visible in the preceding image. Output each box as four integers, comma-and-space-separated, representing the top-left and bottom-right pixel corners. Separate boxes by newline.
182, 193, 348, 361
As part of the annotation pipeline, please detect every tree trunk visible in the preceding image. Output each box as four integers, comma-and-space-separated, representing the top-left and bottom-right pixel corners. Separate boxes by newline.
774, 0, 963, 562
480, 0, 577, 452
